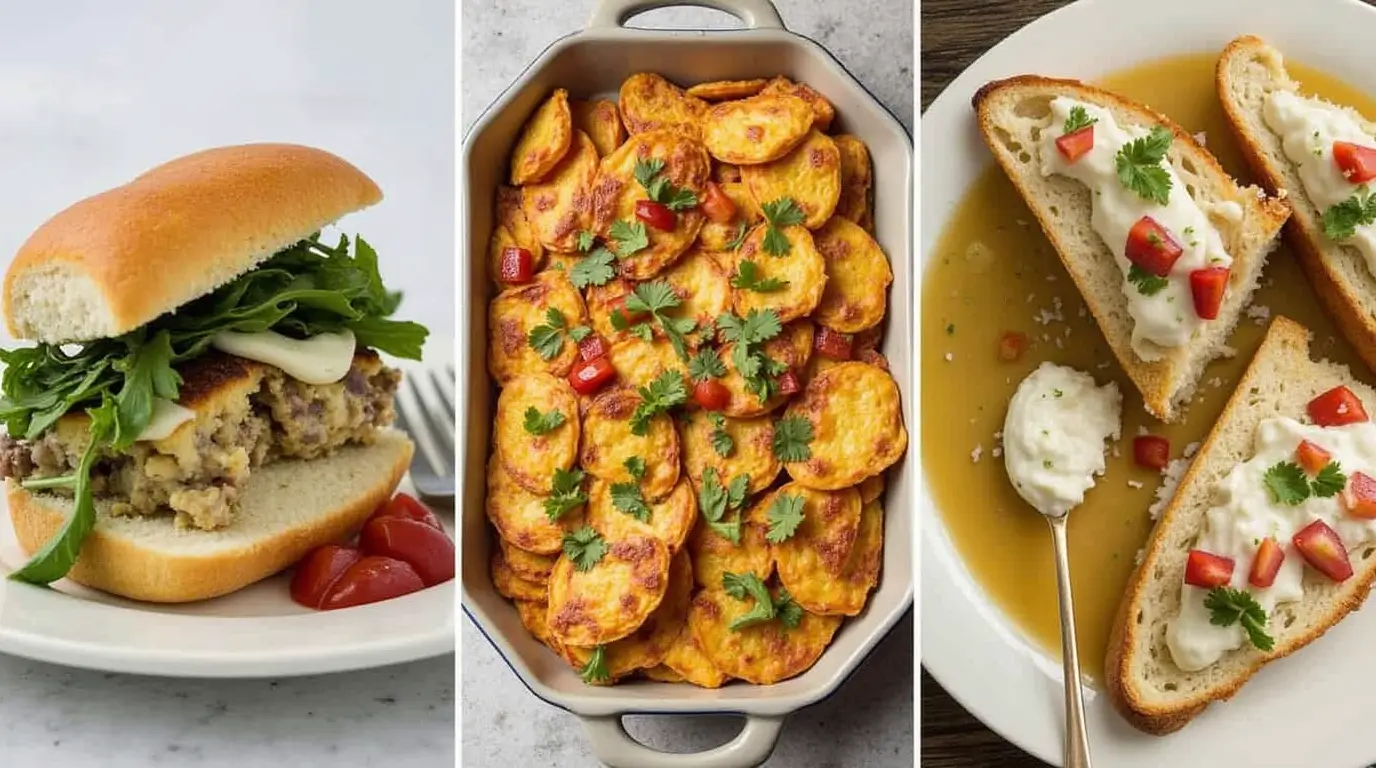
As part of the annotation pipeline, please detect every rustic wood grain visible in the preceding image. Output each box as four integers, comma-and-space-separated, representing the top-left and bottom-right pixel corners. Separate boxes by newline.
921, 2, 1072, 766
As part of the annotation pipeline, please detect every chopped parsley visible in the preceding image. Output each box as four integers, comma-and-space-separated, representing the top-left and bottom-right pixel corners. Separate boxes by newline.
1115, 125, 1173, 205
1322, 187, 1376, 241
579, 645, 610, 684
708, 412, 734, 458
543, 468, 588, 521
1127, 264, 1169, 297
772, 415, 814, 463
731, 260, 789, 293
722, 572, 803, 631
760, 198, 805, 256
699, 467, 749, 544
563, 525, 607, 572
1205, 586, 1274, 652
609, 219, 649, 257
522, 406, 566, 436
1063, 105, 1097, 134
629, 371, 688, 436
765, 493, 806, 543
634, 158, 699, 211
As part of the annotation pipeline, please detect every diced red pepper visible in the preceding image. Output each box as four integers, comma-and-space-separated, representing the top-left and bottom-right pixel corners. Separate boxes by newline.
1248, 537, 1285, 589
813, 326, 854, 360
776, 370, 801, 396
1133, 435, 1170, 471
608, 294, 650, 326
1055, 125, 1095, 163
635, 200, 677, 231
1125, 216, 1184, 277
1342, 471, 1376, 519
692, 379, 730, 411
700, 181, 737, 224
578, 332, 610, 362
568, 356, 617, 395
1292, 519, 1353, 582
1296, 440, 1332, 475
998, 331, 1027, 362
1189, 267, 1229, 320
1307, 385, 1369, 427
1184, 549, 1235, 588
1333, 141, 1376, 184
498, 246, 535, 284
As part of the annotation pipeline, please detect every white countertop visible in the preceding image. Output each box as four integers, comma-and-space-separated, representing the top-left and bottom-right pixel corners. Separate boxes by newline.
459, 1, 914, 765
0, 2, 455, 766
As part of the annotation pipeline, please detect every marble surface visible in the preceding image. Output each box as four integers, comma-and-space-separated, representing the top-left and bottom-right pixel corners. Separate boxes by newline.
460, 1, 914, 766
0, 3, 454, 767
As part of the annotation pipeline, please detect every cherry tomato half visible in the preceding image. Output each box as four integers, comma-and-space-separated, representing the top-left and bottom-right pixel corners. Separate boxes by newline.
291, 544, 364, 610
359, 517, 456, 587
321, 556, 425, 610
370, 492, 444, 531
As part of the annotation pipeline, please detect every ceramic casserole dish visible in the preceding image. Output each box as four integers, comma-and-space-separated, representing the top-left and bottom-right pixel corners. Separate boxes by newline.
459, 1, 913, 765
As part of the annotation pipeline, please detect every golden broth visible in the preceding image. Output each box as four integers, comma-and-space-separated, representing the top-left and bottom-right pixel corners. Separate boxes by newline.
922, 53, 1376, 681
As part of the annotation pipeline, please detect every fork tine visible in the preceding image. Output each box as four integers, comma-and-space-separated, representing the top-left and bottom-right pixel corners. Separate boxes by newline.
396, 379, 451, 479
428, 367, 456, 419
410, 371, 456, 457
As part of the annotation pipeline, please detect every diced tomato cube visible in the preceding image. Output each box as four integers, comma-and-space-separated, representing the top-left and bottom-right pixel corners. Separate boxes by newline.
1341, 471, 1376, 519
1296, 440, 1332, 475
813, 326, 854, 360
1248, 537, 1285, 589
1055, 125, 1095, 163
1184, 549, 1235, 588
568, 356, 617, 395
1189, 267, 1229, 320
578, 332, 609, 362
1307, 385, 1369, 427
1333, 141, 1376, 184
1125, 216, 1184, 277
1292, 519, 1353, 582
692, 379, 730, 411
998, 331, 1027, 362
700, 181, 737, 224
1133, 435, 1170, 471
635, 200, 677, 231
498, 246, 535, 284
776, 370, 801, 396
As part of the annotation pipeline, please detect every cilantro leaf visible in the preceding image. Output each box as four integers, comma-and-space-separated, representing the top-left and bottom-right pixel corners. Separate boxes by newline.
725, 222, 750, 252
527, 308, 568, 361
624, 456, 647, 480
1205, 586, 1274, 652
1063, 105, 1097, 134
760, 198, 805, 256
629, 371, 688, 436
610, 219, 649, 257
625, 282, 696, 361
765, 493, 806, 543
716, 309, 783, 348
579, 645, 610, 684
723, 571, 776, 630
716, 310, 785, 400
709, 412, 734, 458
569, 249, 617, 288
698, 467, 748, 544
569, 325, 592, 343
688, 348, 727, 382
634, 158, 666, 189
611, 481, 652, 522
731, 260, 789, 293
544, 468, 588, 521
563, 526, 607, 572
772, 415, 814, 463
523, 406, 566, 436
1263, 461, 1310, 506
1127, 264, 1170, 297
634, 157, 698, 211
1115, 126, 1173, 205
775, 589, 804, 629
1312, 461, 1347, 498
1321, 188, 1376, 241
576, 230, 597, 253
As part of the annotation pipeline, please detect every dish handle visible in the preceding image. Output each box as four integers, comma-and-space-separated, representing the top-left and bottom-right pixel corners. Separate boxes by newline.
580, 713, 784, 768
587, 0, 785, 31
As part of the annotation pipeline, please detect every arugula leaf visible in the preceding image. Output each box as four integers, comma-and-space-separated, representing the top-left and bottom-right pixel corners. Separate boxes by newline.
610, 220, 649, 257
624, 282, 696, 362
630, 371, 688, 436
579, 645, 611, 684
765, 493, 806, 543
1205, 586, 1274, 652
1115, 126, 1173, 205
1263, 461, 1310, 506
1312, 461, 1347, 498
111, 330, 181, 450
1322, 188, 1376, 241
708, 412, 733, 458
731, 260, 789, 293
688, 348, 727, 382
527, 308, 568, 361
544, 468, 588, 521
1127, 264, 1169, 297
725, 222, 750, 252
563, 526, 608, 572
698, 467, 749, 544
611, 481, 651, 522
569, 249, 617, 288
1063, 105, 1097, 134
523, 406, 566, 436
773, 415, 814, 463
576, 230, 597, 253
760, 198, 804, 256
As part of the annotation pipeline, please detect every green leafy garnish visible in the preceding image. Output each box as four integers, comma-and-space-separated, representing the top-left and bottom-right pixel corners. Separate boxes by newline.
1312, 461, 1347, 498
523, 406, 566, 436
699, 467, 749, 544
772, 415, 814, 463
731, 260, 789, 293
569, 249, 617, 288
716, 310, 784, 399
1063, 105, 1097, 134
629, 371, 688, 436
775, 588, 804, 629
576, 230, 597, 252
634, 158, 699, 211
765, 493, 805, 543
527, 308, 569, 361
610, 219, 650, 257
1127, 264, 1170, 297
1205, 586, 1274, 652
1263, 461, 1310, 506
761, 198, 805, 256
1115, 126, 1173, 205
580, 645, 610, 684
725, 222, 750, 252
624, 456, 647, 480
722, 572, 802, 631
544, 468, 588, 521
1322, 187, 1376, 241
708, 412, 733, 458
624, 282, 697, 361
610, 481, 651, 522
688, 348, 727, 382
563, 526, 607, 572
569, 325, 592, 343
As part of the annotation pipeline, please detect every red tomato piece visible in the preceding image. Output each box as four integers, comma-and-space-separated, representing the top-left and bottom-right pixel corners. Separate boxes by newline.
1341, 471, 1376, 520
290, 544, 363, 610
372, 492, 444, 531
813, 327, 854, 360
1184, 549, 1235, 588
635, 200, 677, 231
692, 379, 730, 411
1248, 537, 1285, 589
1133, 435, 1170, 471
998, 331, 1028, 362
1188, 267, 1229, 320
360, 517, 455, 587
578, 332, 610, 362
321, 556, 426, 610
608, 294, 649, 326
700, 181, 737, 224
1124, 216, 1184, 277
1295, 440, 1332, 475
776, 370, 801, 396
1307, 385, 1369, 427
568, 356, 617, 395
498, 246, 535, 284
1333, 141, 1376, 183
1055, 125, 1095, 163
1292, 520, 1353, 582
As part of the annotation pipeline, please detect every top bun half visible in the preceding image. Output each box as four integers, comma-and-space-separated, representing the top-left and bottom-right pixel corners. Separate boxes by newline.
3, 143, 382, 344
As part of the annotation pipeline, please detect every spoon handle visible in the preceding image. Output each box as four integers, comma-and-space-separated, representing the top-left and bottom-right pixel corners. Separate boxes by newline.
1048, 515, 1093, 768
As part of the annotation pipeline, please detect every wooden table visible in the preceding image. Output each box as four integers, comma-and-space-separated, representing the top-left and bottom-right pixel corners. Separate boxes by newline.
920, 1, 1073, 766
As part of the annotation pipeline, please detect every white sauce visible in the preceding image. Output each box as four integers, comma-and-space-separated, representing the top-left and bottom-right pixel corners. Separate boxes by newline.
135, 398, 195, 442
1166, 417, 1376, 671
210, 329, 356, 385
1040, 98, 1234, 359
1263, 91, 1376, 272
1003, 363, 1123, 517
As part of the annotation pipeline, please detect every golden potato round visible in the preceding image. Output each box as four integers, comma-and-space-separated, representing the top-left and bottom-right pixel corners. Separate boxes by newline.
714, 162, 742, 183
658, 248, 732, 334
571, 98, 626, 157
697, 183, 761, 252
591, 130, 710, 280
717, 319, 815, 418
523, 131, 598, 252
492, 547, 547, 602
688, 587, 842, 685
543, 251, 583, 275
660, 625, 730, 688
500, 538, 559, 585
804, 326, 886, 383
579, 387, 681, 501
761, 77, 835, 133
742, 130, 841, 230
688, 500, 773, 589
769, 483, 862, 586
618, 73, 708, 138
495, 373, 580, 494
833, 135, 872, 226
586, 477, 696, 555
563, 550, 692, 681
584, 278, 634, 341
510, 88, 573, 185
489, 224, 540, 289
686, 78, 768, 101
678, 409, 780, 496
641, 665, 685, 683
605, 335, 688, 392
516, 599, 572, 662
859, 472, 885, 504
784, 362, 906, 490
786, 498, 883, 616
812, 216, 892, 333
497, 186, 545, 262
485, 457, 585, 555
487, 270, 588, 384
728, 225, 827, 323
547, 533, 671, 646
702, 93, 813, 165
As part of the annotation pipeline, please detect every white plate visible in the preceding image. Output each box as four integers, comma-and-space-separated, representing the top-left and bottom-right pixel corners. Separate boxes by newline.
921, 0, 1376, 765
0, 351, 456, 678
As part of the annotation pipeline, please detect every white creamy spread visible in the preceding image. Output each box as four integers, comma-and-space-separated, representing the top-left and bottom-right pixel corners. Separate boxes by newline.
1263, 90, 1376, 272
1166, 417, 1376, 671
1003, 362, 1123, 516
210, 329, 356, 385
1040, 98, 1234, 359
134, 398, 195, 442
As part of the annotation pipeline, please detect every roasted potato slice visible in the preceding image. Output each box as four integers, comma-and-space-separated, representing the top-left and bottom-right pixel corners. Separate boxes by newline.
604, 335, 689, 396
618, 73, 708, 138
641, 665, 686, 683
659, 625, 730, 688
783, 498, 883, 616
547, 533, 671, 646
784, 362, 906, 490
494, 373, 580, 494
686, 78, 768, 101
570, 98, 626, 157
859, 472, 885, 504
487, 270, 588, 383
657, 247, 732, 336
714, 162, 742, 183
586, 477, 697, 555
678, 409, 781, 496
697, 182, 761, 252
702, 93, 813, 165
688, 497, 774, 588
485, 457, 585, 555
770, 483, 862, 587
728, 225, 827, 323
833, 135, 872, 227
510, 88, 573, 185
492, 547, 548, 602
812, 216, 892, 333
760, 76, 835, 132
516, 599, 573, 662
564, 550, 692, 681
579, 387, 681, 501
689, 587, 842, 684
501, 539, 559, 585
523, 131, 598, 252
742, 130, 841, 230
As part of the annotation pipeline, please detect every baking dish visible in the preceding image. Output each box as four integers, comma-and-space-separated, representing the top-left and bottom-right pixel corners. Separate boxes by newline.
458, 1, 913, 765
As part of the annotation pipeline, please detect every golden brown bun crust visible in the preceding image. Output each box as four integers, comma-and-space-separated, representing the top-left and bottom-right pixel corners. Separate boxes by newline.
4, 143, 382, 343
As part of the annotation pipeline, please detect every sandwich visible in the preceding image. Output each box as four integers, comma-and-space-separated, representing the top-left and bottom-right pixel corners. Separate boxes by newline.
973, 76, 1290, 421
0, 143, 428, 602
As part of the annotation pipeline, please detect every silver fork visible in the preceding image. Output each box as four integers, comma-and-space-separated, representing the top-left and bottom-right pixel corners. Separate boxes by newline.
393, 362, 456, 505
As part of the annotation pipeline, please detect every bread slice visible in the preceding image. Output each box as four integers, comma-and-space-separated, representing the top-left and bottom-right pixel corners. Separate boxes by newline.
1217, 35, 1376, 375
3, 143, 382, 345
7, 430, 412, 603
1104, 316, 1376, 734
973, 76, 1290, 421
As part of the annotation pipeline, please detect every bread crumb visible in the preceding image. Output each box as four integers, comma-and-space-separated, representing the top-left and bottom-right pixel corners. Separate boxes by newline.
1136, 425, 1149, 436
1055, 337, 1064, 348
1042, 333, 1050, 342
1184, 441, 1200, 458
944, 352, 953, 362
971, 444, 983, 463
1149, 456, 1193, 520
1277, 187, 1289, 200
1078, 305, 1087, 318
1220, 344, 1237, 358
1134, 548, 1145, 566
1112, 443, 1121, 458
1245, 304, 1271, 326
1128, 480, 1144, 489
1097, 361, 1110, 369
1026, 293, 1035, 304
1016, 219, 1028, 227
1046, 274, 1057, 282
1193, 131, 1207, 146
992, 447, 1003, 458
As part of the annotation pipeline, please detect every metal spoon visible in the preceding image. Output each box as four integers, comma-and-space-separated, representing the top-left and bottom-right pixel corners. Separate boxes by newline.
1045, 509, 1093, 768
